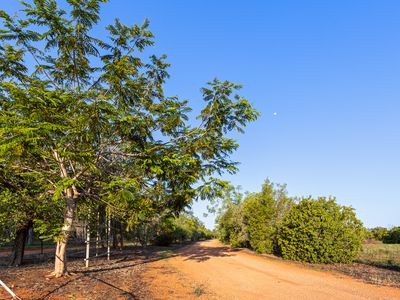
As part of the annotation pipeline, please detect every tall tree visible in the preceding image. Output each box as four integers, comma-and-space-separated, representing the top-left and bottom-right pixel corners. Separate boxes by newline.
0, 0, 258, 277
243, 179, 292, 254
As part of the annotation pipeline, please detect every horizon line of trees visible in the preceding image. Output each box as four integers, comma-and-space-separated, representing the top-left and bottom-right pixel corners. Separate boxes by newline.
366, 226, 400, 244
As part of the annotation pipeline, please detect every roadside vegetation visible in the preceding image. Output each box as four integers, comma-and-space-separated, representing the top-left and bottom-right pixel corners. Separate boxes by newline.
216, 179, 400, 288
360, 226, 400, 269
216, 180, 364, 263
216, 179, 399, 266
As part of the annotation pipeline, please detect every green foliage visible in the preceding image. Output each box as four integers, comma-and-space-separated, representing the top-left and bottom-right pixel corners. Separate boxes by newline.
216, 180, 292, 251
134, 217, 159, 247
151, 213, 211, 246
0, 0, 258, 250
383, 227, 400, 244
172, 213, 212, 241
0, 167, 63, 245
243, 180, 292, 254
215, 185, 249, 247
278, 197, 364, 263
153, 232, 174, 247
217, 181, 367, 265
366, 227, 389, 241
216, 202, 248, 247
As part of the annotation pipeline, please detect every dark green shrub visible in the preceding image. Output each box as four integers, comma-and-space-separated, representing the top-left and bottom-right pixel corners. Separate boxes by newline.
383, 227, 400, 244
154, 232, 174, 246
278, 197, 364, 263
172, 226, 190, 243
243, 193, 275, 253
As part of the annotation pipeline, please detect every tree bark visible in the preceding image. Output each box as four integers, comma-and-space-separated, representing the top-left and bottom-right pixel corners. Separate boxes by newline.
53, 194, 76, 277
51, 152, 80, 278
119, 222, 124, 250
9, 220, 32, 266
27, 227, 34, 245
112, 218, 118, 249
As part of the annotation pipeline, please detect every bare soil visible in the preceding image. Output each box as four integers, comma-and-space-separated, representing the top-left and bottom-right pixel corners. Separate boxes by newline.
144, 240, 400, 300
0, 246, 174, 299
1, 240, 400, 299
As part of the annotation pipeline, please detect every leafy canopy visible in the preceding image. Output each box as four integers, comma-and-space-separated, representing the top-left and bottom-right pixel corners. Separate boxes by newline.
0, 0, 259, 240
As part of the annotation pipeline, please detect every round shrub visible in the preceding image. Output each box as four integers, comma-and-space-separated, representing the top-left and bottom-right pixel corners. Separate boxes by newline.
277, 197, 364, 263
383, 227, 400, 244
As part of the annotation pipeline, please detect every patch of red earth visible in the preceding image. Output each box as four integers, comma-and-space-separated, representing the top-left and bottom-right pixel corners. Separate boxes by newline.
0, 250, 158, 300
142, 260, 218, 299
142, 240, 400, 300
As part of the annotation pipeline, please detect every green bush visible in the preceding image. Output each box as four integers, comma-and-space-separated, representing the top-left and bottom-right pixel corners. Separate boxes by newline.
366, 227, 389, 241
216, 180, 292, 251
383, 227, 400, 244
243, 193, 276, 253
278, 197, 364, 263
216, 202, 249, 247
243, 180, 292, 254
154, 232, 174, 246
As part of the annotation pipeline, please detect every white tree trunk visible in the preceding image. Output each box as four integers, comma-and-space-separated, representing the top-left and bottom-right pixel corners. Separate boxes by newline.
53, 194, 76, 277
95, 211, 100, 257
85, 219, 90, 268
51, 152, 80, 278
107, 216, 111, 260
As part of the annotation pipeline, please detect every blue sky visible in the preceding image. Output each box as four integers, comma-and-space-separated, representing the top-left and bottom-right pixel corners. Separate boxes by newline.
3, 1, 400, 229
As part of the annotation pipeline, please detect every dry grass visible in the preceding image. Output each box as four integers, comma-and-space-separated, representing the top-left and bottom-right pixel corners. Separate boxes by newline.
304, 243, 400, 288
357, 243, 400, 269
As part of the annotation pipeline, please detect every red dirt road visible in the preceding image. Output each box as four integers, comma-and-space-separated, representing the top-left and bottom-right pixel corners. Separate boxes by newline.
144, 240, 400, 300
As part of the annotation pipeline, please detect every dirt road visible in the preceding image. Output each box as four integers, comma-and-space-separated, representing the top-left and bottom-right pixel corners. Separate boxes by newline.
144, 240, 400, 300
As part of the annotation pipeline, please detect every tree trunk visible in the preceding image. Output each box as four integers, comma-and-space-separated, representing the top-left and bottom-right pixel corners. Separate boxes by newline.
9, 220, 32, 266
53, 195, 76, 277
107, 216, 111, 260
119, 222, 124, 250
27, 227, 34, 245
95, 211, 100, 256
112, 218, 118, 249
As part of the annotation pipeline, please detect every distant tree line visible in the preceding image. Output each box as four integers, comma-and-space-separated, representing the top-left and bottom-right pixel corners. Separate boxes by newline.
150, 213, 213, 246
366, 226, 400, 244
216, 179, 366, 263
